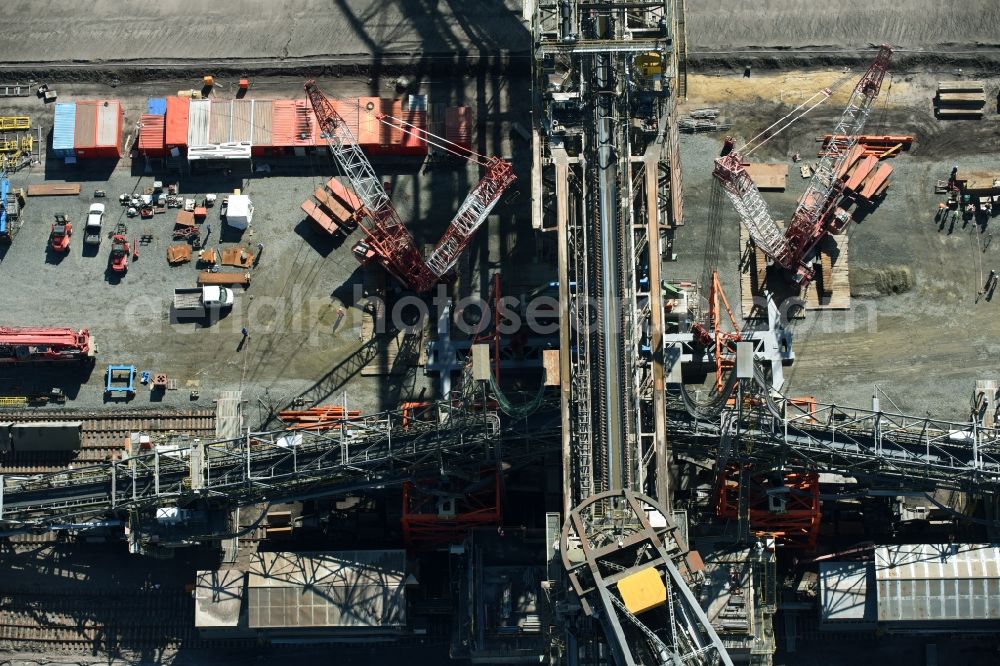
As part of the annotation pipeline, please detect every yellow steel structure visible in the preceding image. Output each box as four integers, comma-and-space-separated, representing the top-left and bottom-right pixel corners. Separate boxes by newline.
0, 116, 30, 131
616, 565, 667, 615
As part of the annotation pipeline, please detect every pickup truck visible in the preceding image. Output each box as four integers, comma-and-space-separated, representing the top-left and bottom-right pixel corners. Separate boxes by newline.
173, 286, 235, 313
84, 203, 104, 245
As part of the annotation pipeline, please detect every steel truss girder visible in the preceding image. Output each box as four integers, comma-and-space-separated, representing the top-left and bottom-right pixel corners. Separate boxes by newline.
0, 404, 560, 529
667, 391, 1000, 493
561, 490, 733, 666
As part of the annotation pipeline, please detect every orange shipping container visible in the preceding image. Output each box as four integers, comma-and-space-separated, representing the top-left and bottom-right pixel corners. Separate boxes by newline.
165, 96, 190, 148
272, 100, 317, 147
74, 100, 122, 159
356, 97, 382, 146
138, 114, 166, 157
383, 99, 427, 156
330, 99, 360, 144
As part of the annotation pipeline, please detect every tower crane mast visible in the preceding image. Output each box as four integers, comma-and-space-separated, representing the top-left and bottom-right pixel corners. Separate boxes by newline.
713, 45, 893, 284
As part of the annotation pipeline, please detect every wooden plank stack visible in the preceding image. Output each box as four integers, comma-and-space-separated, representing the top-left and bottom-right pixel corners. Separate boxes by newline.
26, 183, 80, 196
838, 153, 893, 203
300, 177, 363, 237
935, 81, 987, 118
743, 162, 788, 191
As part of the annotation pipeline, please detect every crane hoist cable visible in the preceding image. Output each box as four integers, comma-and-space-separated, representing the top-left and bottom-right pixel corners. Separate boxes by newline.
335, 96, 492, 166
739, 69, 858, 156
375, 112, 492, 166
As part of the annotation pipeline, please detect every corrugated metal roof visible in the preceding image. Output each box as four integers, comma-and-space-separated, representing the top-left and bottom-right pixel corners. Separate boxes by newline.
96, 100, 120, 147
210, 100, 231, 144
246, 550, 407, 629
445, 105, 473, 149
254, 100, 272, 146
194, 569, 243, 628
52, 103, 76, 152
74, 101, 98, 149
357, 97, 381, 146
272, 100, 317, 147
165, 96, 189, 146
388, 99, 427, 152
819, 562, 875, 623
147, 98, 167, 115
187, 99, 211, 147
876, 544, 1000, 622
232, 99, 253, 143
138, 114, 165, 153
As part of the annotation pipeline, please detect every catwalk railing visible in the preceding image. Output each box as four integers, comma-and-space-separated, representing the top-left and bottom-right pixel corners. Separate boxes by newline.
668, 389, 1000, 492
0, 401, 560, 528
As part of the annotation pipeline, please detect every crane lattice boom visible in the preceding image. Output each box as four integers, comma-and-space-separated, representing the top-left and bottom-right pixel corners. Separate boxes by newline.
306, 81, 437, 291
425, 158, 516, 277
306, 81, 517, 292
712, 45, 893, 285
782, 44, 893, 281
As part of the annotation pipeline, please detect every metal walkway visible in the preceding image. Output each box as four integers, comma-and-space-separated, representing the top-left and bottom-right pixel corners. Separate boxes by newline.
668, 388, 1000, 492
0, 402, 559, 529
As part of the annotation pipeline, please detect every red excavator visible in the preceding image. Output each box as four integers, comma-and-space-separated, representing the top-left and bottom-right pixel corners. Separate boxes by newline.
109, 233, 129, 273
50, 214, 72, 253
0, 327, 96, 363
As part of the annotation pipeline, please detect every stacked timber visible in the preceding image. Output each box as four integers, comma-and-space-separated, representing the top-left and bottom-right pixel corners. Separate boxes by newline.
817, 252, 833, 297
935, 81, 987, 118
300, 177, 362, 236
840, 153, 892, 203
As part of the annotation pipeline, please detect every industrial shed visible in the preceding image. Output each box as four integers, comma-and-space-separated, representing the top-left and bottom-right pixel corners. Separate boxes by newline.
195, 569, 244, 628
875, 543, 1000, 630
246, 550, 409, 633
818, 561, 876, 630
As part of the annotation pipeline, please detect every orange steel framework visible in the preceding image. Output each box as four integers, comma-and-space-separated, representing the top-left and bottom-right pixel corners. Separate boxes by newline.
691, 271, 741, 392
401, 469, 502, 550
714, 465, 821, 550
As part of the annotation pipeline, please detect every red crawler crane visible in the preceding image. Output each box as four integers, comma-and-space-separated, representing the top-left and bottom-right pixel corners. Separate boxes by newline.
713, 45, 893, 285
0, 327, 96, 363
305, 81, 516, 293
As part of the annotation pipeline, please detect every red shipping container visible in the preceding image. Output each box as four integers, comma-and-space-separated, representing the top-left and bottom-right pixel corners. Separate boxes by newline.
138, 114, 166, 157
445, 106, 473, 154
329, 99, 360, 144
273, 100, 317, 147
398, 102, 427, 156
356, 97, 382, 147
74, 100, 123, 159
386, 99, 427, 156
165, 96, 190, 149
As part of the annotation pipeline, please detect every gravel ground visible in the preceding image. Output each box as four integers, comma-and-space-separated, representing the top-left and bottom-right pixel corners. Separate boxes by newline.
0, 0, 528, 64
674, 70, 1000, 420
687, 0, 1000, 51
0, 73, 539, 419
